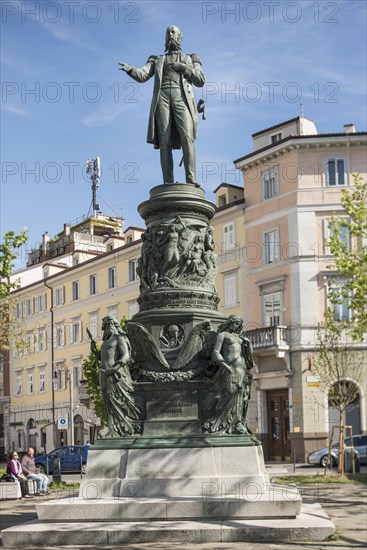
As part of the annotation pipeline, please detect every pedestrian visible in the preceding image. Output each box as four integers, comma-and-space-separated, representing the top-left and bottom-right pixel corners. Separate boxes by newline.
6, 451, 33, 499
21, 447, 49, 495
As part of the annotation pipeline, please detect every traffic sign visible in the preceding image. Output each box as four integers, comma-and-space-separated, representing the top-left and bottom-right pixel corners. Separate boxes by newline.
57, 415, 68, 429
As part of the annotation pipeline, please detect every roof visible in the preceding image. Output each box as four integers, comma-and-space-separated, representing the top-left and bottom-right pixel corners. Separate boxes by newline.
234, 132, 367, 165
124, 226, 145, 233
215, 198, 245, 213
213, 182, 244, 194
251, 117, 304, 137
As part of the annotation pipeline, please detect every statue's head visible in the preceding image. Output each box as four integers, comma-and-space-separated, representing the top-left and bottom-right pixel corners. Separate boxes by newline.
167, 324, 180, 336
219, 314, 243, 334
165, 25, 183, 52
102, 315, 122, 337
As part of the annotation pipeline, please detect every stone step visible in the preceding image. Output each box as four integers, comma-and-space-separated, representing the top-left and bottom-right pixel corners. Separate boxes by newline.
35, 486, 302, 522
1, 503, 335, 546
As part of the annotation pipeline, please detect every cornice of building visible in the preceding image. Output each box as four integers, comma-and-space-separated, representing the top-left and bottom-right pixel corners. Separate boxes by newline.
234, 133, 367, 168
10, 238, 143, 295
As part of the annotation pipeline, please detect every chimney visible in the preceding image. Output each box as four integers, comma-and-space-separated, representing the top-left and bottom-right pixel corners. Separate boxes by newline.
64, 223, 71, 236
42, 232, 50, 254
344, 123, 356, 134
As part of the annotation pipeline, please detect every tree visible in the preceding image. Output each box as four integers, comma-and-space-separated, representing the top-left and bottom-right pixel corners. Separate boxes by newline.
0, 229, 28, 298
81, 346, 106, 428
314, 309, 364, 474
82, 317, 128, 430
327, 174, 367, 340
0, 229, 28, 350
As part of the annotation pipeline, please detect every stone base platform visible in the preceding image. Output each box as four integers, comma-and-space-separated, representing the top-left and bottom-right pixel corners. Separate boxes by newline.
1, 502, 335, 546
36, 485, 301, 522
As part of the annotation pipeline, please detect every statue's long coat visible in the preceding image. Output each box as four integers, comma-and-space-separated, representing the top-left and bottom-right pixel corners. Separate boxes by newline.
126, 53, 205, 149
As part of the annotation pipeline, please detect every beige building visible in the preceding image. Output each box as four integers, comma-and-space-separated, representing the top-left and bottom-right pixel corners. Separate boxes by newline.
2, 215, 143, 454
235, 117, 367, 460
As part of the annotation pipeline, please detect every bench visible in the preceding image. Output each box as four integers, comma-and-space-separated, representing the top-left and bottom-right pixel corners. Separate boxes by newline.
0, 482, 22, 500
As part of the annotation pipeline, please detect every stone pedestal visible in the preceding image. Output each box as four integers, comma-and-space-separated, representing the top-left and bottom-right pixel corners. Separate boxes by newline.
1, 442, 335, 546
132, 183, 225, 367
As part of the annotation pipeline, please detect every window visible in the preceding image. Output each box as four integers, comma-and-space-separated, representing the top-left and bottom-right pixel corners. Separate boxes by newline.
54, 286, 65, 306
15, 373, 22, 396
262, 167, 278, 199
222, 222, 235, 251
264, 229, 279, 264
26, 298, 34, 316
72, 366, 80, 388
39, 371, 45, 393
54, 367, 66, 391
107, 304, 118, 319
35, 293, 46, 313
55, 323, 65, 347
27, 371, 34, 395
25, 333, 35, 354
270, 132, 282, 144
324, 157, 346, 186
70, 320, 81, 344
36, 327, 47, 352
128, 260, 137, 282
15, 302, 22, 319
223, 271, 238, 307
264, 292, 282, 326
88, 312, 99, 339
108, 267, 117, 289
128, 300, 139, 319
219, 194, 226, 207
324, 220, 351, 255
329, 282, 351, 321
89, 274, 97, 295
72, 281, 80, 301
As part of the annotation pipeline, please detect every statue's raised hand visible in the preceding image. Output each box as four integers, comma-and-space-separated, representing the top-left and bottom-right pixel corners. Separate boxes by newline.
118, 62, 131, 72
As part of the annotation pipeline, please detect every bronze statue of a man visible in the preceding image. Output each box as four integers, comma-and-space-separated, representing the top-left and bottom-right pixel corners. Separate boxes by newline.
119, 25, 205, 185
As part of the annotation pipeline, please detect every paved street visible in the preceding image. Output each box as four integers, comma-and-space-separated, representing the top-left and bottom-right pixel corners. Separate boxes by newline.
0, 464, 366, 549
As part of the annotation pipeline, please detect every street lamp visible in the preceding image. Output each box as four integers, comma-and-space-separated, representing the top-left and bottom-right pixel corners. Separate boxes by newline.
53, 363, 74, 446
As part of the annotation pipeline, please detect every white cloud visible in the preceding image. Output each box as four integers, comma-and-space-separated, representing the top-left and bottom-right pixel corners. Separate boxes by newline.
1, 104, 31, 117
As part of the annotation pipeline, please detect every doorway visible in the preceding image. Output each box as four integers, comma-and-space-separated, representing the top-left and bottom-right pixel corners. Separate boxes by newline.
267, 390, 291, 461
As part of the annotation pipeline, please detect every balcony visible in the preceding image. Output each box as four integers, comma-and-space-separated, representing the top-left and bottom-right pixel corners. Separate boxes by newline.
247, 326, 289, 355
77, 383, 91, 406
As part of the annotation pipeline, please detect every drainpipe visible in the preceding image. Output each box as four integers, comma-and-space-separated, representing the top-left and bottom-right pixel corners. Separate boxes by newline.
44, 281, 56, 447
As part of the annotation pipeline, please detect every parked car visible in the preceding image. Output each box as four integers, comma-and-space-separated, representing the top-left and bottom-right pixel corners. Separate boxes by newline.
307, 434, 367, 467
35, 445, 89, 474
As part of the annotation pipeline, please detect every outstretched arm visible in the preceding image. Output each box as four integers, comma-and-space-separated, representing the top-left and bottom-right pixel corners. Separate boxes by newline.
118, 56, 156, 83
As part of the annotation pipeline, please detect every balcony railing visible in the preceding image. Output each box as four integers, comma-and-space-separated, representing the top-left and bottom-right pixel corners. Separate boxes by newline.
247, 326, 289, 351
77, 384, 90, 404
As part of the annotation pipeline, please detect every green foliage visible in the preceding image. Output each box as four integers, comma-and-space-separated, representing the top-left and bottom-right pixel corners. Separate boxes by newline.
0, 229, 28, 298
0, 229, 28, 350
81, 345, 106, 427
327, 174, 367, 340
273, 474, 366, 484
81, 317, 129, 427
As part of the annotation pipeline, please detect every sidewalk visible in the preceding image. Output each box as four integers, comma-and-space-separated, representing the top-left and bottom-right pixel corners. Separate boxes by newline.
0, 466, 366, 549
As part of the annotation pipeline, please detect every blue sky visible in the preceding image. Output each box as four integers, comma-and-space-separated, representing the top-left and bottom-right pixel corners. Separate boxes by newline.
1, 0, 366, 269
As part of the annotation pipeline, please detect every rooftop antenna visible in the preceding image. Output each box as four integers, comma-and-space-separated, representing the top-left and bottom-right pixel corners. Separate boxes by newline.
86, 156, 101, 217
299, 103, 304, 117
